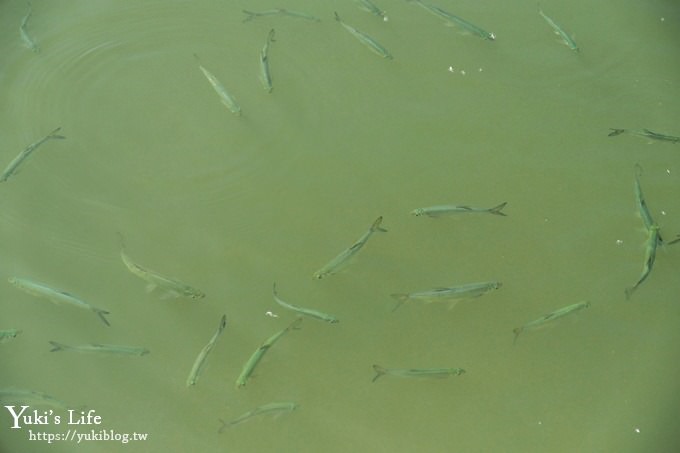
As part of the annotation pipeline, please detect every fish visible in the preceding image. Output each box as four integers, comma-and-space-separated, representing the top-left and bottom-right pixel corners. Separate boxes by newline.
242, 8, 321, 23
235, 317, 302, 388
260, 29, 275, 93
625, 224, 660, 299
49, 341, 149, 356
118, 233, 205, 299
313, 216, 387, 279
633, 164, 663, 243
186, 314, 227, 387
8, 277, 110, 326
334, 12, 393, 59
513, 301, 591, 342
372, 365, 465, 382
355, 0, 388, 21
0, 329, 22, 344
0, 388, 71, 410
195, 56, 241, 116
273, 283, 339, 323
20, 3, 39, 53
0, 127, 65, 183
539, 10, 578, 52
608, 128, 679, 143
411, 201, 507, 217
408, 0, 495, 40
391, 281, 502, 312
218, 402, 298, 431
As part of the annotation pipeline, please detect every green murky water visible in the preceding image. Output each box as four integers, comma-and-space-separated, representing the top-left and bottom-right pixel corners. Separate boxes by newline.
1, 1, 679, 452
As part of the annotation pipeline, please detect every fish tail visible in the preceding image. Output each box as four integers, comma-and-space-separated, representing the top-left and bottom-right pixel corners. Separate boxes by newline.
372, 364, 387, 382
334, 11, 342, 22
512, 327, 522, 344
489, 202, 508, 216
608, 128, 626, 137
624, 286, 635, 300
116, 231, 128, 250
242, 10, 256, 22
49, 340, 66, 352
390, 294, 409, 312
371, 216, 388, 233
47, 127, 66, 140
95, 309, 111, 327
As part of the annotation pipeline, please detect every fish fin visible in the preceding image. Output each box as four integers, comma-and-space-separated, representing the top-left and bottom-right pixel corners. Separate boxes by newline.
95, 309, 111, 327
666, 235, 680, 246
92, 308, 111, 327
48, 340, 65, 352
608, 128, 625, 137
372, 364, 387, 382
390, 294, 409, 312
489, 202, 508, 216
145, 283, 157, 293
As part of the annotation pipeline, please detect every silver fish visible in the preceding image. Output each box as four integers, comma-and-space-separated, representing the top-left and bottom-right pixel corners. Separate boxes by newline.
20, 3, 39, 53
609, 128, 679, 143
118, 233, 205, 299
513, 301, 591, 342
539, 10, 578, 52
355, 0, 388, 21
411, 202, 507, 217
372, 365, 465, 382
49, 341, 149, 356
195, 55, 241, 116
0, 329, 22, 344
273, 283, 338, 323
408, 0, 495, 40
186, 314, 227, 386
0, 127, 65, 183
219, 402, 298, 431
313, 216, 387, 279
0, 388, 71, 410
391, 281, 502, 312
8, 277, 110, 326
633, 164, 663, 243
242, 9, 320, 23
235, 317, 302, 388
260, 29, 275, 93
334, 12, 393, 59
625, 224, 660, 299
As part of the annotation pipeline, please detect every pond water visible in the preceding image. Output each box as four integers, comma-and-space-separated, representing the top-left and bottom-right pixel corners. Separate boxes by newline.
1, 1, 679, 452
